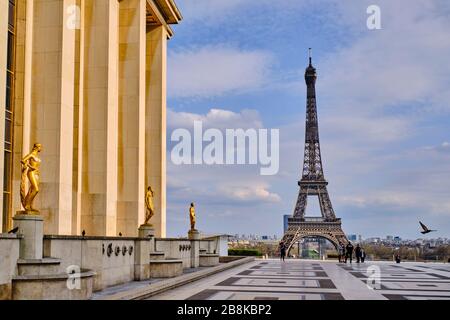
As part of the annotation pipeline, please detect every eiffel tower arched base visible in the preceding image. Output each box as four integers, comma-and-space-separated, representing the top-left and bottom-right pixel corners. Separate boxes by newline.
281, 219, 348, 256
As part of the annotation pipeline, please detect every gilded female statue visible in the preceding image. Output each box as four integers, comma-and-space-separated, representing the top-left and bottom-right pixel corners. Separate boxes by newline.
189, 202, 196, 231
20, 143, 42, 213
144, 186, 155, 225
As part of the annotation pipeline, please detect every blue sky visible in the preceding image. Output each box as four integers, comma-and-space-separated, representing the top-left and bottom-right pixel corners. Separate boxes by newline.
165, 0, 450, 240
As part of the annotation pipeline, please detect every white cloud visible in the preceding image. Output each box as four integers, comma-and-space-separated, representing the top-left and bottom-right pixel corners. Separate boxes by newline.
424, 141, 450, 155
321, 115, 414, 144
337, 190, 450, 217
175, 0, 309, 23
317, 0, 450, 114
168, 108, 263, 130
168, 46, 273, 98
220, 184, 281, 203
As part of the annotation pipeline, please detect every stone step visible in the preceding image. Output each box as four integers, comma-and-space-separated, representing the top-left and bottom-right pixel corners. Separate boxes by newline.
12, 270, 96, 300
17, 258, 62, 276
149, 252, 165, 260
149, 259, 183, 278
199, 254, 220, 267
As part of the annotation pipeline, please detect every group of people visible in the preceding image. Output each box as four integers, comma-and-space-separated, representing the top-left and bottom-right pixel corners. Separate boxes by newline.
338, 242, 366, 263
279, 241, 367, 263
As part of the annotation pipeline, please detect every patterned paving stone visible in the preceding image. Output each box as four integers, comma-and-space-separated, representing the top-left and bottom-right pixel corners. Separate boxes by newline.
148, 260, 450, 300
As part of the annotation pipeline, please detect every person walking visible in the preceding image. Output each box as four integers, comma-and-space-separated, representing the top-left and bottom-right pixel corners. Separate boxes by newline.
338, 242, 345, 263
355, 244, 362, 263
345, 242, 354, 263
361, 248, 366, 263
279, 242, 286, 262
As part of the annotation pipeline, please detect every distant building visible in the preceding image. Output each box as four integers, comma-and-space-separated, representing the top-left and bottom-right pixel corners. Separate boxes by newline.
283, 215, 290, 233
347, 234, 357, 241
365, 237, 381, 244
394, 236, 401, 242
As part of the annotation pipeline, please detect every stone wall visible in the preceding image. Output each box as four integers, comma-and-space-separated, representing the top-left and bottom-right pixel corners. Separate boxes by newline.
43, 235, 150, 291
0, 235, 20, 299
199, 239, 218, 254
0, 230, 226, 299
200, 235, 230, 256
155, 238, 219, 269
155, 238, 192, 268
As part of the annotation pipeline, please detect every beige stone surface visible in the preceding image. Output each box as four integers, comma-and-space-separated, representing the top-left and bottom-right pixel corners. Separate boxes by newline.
0, 237, 20, 299
80, 0, 119, 236
17, 258, 61, 276
28, 0, 76, 235
134, 239, 151, 280
3, 0, 181, 236
0, 0, 8, 231
150, 252, 165, 260
146, 26, 167, 238
11, 0, 30, 226
138, 224, 155, 238
116, 0, 147, 237
71, 0, 84, 236
155, 239, 192, 269
199, 254, 220, 267
43, 237, 150, 291
190, 239, 200, 268
13, 214, 44, 260
12, 271, 95, 300
149, 260, 183, 278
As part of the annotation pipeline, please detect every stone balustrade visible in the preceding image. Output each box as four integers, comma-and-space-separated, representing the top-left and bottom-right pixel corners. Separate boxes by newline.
0, 228, 224, 300
43, 235, 151, 291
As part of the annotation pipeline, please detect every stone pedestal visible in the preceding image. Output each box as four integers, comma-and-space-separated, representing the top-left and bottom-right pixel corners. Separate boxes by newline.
138, 225, 155, 238
188, 229, 200, 240
13, 213, 44, 260
134, 238, 151, 281
188, 229, 200, 268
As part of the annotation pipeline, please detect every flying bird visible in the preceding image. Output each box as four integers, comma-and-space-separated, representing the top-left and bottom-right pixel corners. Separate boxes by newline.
8, 227, 19, 234
419, 221, 437, 234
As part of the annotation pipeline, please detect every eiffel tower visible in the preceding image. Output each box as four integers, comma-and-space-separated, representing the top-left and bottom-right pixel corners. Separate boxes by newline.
281, 51, 348, 254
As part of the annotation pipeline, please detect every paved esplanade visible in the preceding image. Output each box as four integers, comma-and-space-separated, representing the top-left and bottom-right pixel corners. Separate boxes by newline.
149, 259, 450, 300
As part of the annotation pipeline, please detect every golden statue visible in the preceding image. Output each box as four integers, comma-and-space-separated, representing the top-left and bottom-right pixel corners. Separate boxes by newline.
189, 202, 196, 231
20, 143, 42, 213
144, 186, 155, 226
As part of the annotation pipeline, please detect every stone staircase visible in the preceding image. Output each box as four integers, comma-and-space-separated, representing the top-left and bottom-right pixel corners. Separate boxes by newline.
12, 257, 95, 300
149, 251, 183, 278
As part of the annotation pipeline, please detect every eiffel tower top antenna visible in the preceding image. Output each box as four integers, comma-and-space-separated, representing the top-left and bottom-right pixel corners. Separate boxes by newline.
308, 48, 312, 66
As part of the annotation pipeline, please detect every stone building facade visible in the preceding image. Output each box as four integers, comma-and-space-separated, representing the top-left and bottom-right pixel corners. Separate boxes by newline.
0, 0, 181, 237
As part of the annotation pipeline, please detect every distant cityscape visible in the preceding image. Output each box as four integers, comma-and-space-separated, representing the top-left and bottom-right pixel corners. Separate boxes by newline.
227, 214, 450, 248
229, 233, 449, 247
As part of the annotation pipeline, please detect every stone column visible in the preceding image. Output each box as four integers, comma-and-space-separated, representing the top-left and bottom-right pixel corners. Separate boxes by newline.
145, 26, 167, 238
28, 0, 77, 235
116, 0, 146, 237
80, 0, 119, 236
0, 0, 8, 231
12, 0, 32, 226
71, 0, 84, 235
